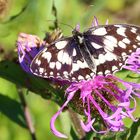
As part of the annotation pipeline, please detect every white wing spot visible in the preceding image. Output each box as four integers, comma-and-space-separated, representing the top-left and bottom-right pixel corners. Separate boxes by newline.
72, 77, 76, 81
85, 74, 90, 79
122, 38, 130, 44
72, 63, 79, 72
94, 59, 100, 65
112, 66, 118, 71
105, 70, 110, 75
55, 41, 67, 49
105, 35, 118, 44
77, 60, 88, 68
118, 41, 126, 49
136, 35, 140, 41
91, 42, 103, 49
116, 27, 126, 37
57, 73, 60, 76
104, 39, 117, 51
98, 71, 103, 75
93, 27, 107, 35
98, 54, 105, 64
56, 61, 61, 70
121, 52, 127, 57
131, 27, 137, 33
133, 45, 137, 48
49, 62, 55, 69
42, 52, 52, 62
105, 52, 117, 61
57, 50, 63, 62
119, 63, 122, 66
78, 75, 84, 80
122, 52, 127, 56
129, 50, 132, 53
63, 52, 71, 64
114, 25, 122, 28
63, 71, 68, 75
58, 51, 71, 64
39, 68, 44, 73
50, 71, 53, 75
73, 49, 76, 56
35, 59, 41, 65
90, 73, 95, 77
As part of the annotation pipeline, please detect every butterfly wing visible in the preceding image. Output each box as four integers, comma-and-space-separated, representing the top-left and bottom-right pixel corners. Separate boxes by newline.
83, 24, 140, 75
30, 24, 140, 82
30, 37, 93, 81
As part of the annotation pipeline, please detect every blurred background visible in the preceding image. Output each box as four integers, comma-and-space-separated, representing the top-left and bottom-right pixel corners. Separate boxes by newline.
0, 0, 140, 140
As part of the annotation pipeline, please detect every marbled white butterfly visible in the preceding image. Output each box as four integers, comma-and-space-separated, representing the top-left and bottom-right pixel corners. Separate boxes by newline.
30, 24, 140, 81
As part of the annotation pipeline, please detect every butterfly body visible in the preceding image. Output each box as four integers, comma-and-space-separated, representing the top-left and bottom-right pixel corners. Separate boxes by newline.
72, 30, 96, 71
30, 24, 140, 82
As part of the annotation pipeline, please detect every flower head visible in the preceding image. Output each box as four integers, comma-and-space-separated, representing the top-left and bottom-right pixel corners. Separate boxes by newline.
17, 33, 44, 73
50, 75, 140, 138
124, 48, 140, 74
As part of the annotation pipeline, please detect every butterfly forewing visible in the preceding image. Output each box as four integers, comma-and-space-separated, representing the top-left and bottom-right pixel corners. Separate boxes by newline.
30, 37, 93, 81
30, 39, 71, 80
30, 24, 140, 81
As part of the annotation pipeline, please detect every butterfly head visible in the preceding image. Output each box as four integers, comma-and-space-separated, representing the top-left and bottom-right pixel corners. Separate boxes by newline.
71, 24, 85, 44
72, 24, 81, 34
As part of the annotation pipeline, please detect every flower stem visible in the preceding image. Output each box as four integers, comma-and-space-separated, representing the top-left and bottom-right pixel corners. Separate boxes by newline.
17, 86, 37, 140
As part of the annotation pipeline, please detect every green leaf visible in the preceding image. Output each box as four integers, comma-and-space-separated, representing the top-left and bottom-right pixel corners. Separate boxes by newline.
0, 94, 26, 128
128, 119, 140, 140
70, 126, 79, 140
0, 60, 65, 105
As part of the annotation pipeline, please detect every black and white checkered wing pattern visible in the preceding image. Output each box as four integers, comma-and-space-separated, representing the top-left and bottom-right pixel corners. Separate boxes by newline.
30, 24, 140, 82
83, 24, 140, 75
30, 38, 92, 81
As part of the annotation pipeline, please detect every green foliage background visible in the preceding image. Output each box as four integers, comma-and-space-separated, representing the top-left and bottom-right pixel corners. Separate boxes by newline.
0, 0, 140, 140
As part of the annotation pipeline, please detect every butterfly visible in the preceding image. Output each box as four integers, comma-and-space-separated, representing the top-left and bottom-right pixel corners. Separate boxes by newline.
30, 24, 140, 82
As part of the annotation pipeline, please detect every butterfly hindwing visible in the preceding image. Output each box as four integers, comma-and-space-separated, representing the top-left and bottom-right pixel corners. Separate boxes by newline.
83, 24, 140, 75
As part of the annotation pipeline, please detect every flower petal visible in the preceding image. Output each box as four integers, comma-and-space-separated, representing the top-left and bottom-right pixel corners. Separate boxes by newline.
50, 91, 75, 138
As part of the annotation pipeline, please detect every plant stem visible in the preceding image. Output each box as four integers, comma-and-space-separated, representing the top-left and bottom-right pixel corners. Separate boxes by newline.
17, 86, 37, 140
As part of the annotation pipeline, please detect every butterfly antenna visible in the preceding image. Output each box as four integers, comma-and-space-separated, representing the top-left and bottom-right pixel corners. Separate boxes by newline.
46, 19, 74, 30
83, 4, 94, 18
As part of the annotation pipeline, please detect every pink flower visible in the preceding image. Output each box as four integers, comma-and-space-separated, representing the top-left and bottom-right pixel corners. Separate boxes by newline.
17, 33, 44, 73
50, 75, 140, 138
124, 48, 140, 74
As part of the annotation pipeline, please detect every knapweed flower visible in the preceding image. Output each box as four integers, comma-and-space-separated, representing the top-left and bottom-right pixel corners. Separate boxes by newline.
17, 33, 44, 73
50, 75, 140, 138
124, 48, 140, 74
